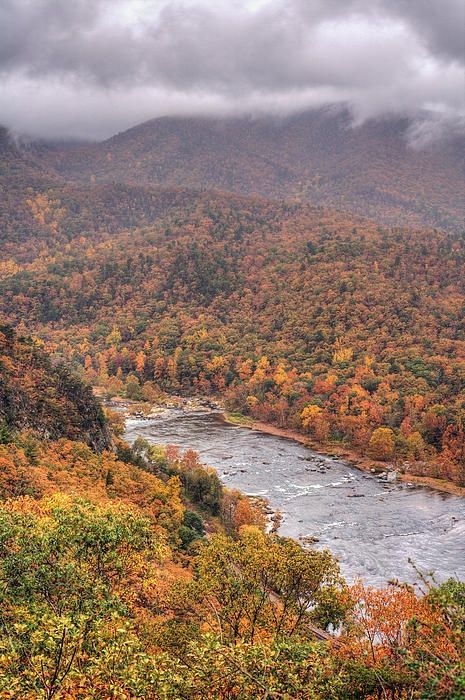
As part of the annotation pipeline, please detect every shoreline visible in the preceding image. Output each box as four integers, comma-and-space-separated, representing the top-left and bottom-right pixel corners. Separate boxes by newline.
219, 413, 465, 498
108, 394, 465, 499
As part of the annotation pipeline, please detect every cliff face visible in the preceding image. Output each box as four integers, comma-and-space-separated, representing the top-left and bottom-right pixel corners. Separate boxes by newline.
0, 325, 111, 451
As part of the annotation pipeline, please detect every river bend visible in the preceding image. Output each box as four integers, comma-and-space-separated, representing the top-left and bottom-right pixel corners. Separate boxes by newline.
125, 409, 465, 586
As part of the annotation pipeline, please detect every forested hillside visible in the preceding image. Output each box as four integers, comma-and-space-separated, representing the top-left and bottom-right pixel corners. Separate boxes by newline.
1, 177, 464, 484
0, 126, 61, 247
0, 128, 206, 264
33, 109, 465, 232
2, 1, 464, 695
0, 332, 463, 698
0, 325, 110, 450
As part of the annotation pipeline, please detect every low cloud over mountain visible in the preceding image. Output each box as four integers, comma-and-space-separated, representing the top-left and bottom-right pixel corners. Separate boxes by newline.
1, 0, 464, 139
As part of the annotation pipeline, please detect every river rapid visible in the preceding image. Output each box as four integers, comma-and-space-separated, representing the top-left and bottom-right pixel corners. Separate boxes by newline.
124, 409, 465, 587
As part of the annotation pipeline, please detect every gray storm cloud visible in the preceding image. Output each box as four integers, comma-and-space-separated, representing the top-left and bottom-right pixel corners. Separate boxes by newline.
0, 0, 463, 140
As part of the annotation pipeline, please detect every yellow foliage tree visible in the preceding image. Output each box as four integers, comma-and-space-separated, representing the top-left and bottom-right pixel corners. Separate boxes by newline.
301, 404, 323, 429
368, 427, 395, 461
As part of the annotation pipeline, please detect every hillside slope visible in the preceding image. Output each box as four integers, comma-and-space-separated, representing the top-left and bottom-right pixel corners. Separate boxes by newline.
0, 127, 214, 264
0, 126, 62, 247
1, 191, 464, 483
0, 325, 111, 450
33, 109, 465, 232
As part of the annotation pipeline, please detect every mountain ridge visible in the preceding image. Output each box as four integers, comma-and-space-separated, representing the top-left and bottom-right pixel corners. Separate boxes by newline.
30, 108, 465, 232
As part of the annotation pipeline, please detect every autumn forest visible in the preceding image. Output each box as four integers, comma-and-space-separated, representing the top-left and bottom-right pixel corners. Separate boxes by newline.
0, 90, 465, 700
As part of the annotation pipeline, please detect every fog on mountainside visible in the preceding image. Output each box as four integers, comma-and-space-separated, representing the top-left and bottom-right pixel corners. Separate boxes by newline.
29, 109, 465, 232
1, 2, 464, 697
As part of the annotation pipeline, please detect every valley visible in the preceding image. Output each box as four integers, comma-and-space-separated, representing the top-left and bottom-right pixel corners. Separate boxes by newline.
1, 108, 464, 700
125, 408, 465, 587
1, 169, 463, 487
1, 3, 464, 696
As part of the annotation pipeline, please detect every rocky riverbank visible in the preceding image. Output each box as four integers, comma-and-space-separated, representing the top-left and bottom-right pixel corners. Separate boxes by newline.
104, 395, 223, 419
105, 394, 465, 499
124, 407, 465, 585
220, 413, 465, 498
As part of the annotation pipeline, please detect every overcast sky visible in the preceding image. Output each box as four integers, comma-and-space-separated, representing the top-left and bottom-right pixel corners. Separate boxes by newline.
1, 0, 464, 140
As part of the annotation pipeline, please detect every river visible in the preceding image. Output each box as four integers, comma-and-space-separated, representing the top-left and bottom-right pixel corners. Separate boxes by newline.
124, 409, 465, 587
